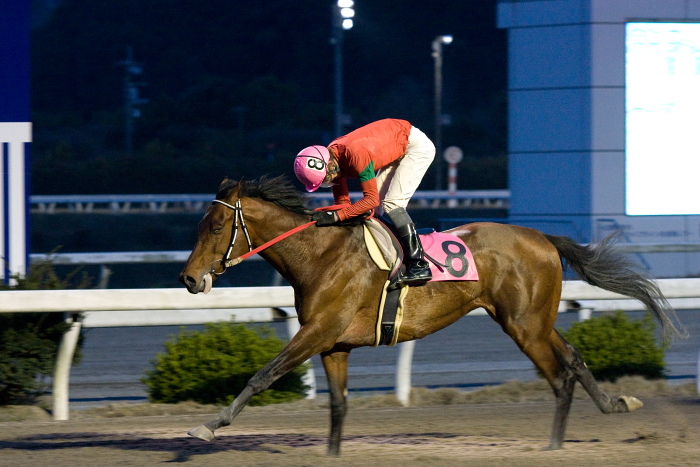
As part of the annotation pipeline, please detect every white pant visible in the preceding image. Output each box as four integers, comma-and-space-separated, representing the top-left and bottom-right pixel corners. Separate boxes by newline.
375, 126, 435, 215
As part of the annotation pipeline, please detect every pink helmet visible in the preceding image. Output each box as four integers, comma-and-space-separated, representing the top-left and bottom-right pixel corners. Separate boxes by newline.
294, 145, 331, 192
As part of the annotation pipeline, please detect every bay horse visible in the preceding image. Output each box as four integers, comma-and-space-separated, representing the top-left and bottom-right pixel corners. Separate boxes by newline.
179, 175, 683, 455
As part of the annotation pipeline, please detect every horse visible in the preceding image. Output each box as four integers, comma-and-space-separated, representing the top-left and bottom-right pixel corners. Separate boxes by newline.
179, 175, 684, 455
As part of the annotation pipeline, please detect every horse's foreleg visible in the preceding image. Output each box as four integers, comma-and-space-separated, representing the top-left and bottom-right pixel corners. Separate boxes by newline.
321, 347, 350, 456
188, 323, 334, 441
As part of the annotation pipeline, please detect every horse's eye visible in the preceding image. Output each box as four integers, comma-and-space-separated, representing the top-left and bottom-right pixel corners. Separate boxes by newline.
211, 225, 223, 235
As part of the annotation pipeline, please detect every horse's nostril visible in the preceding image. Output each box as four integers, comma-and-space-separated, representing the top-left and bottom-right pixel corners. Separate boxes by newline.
180, 274, 196, 288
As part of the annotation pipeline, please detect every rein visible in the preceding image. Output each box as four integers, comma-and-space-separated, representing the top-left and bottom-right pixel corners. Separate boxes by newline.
210, 199, 316, 274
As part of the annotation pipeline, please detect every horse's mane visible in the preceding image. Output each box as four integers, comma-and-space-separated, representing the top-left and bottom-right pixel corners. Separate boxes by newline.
216, 175, 311, 215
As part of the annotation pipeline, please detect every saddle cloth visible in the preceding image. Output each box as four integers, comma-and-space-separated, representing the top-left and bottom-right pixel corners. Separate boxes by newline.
363, 218, 479, 282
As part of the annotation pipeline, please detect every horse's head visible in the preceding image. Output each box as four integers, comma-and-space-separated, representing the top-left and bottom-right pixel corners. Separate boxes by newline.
179, 175, 312, 294
179, 177, 250, 294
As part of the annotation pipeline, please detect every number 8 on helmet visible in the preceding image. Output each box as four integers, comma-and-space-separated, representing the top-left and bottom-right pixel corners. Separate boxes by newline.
294, 145, 331, 192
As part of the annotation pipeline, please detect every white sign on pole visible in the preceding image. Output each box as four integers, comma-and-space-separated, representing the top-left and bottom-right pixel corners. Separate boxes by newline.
443, 145, 463, 164
1, 2, 32, 283
443, 146, 463, 208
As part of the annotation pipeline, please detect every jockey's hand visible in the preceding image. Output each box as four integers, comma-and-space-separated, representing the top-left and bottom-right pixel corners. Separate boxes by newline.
311, 210, 339, 226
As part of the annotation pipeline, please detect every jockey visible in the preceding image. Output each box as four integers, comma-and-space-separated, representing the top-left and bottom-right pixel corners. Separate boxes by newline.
294, 118, 435, 286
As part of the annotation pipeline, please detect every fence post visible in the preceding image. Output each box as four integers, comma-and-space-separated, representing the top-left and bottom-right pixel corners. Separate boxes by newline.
52, 313, 82, 420
395, 340, 415, 406
578, 308, 592, 321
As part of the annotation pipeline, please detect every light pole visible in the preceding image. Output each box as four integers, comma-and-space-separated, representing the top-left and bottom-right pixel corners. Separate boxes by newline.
118, 46, 148, 155
432, 34, 452, 190
332, 0, 355, 138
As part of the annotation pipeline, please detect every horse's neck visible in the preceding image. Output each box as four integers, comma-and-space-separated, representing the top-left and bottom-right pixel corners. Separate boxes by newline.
252, 207, 309, 244
252, 208, 360, 283
249, 207, 312, 260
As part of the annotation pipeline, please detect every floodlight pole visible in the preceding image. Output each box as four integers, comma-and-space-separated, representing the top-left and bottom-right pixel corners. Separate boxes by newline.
332, 1, 355, 138
432, 35, 452, 190
332, 6, 344, 138
118, 46, 147, 155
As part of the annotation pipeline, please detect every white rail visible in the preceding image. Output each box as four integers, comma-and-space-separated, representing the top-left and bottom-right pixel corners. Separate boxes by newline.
29, 190, 511, 214
0, 287, 294, 312
30, 250, 196, 265
29, 241, 700, 266
1, 278, 698, 420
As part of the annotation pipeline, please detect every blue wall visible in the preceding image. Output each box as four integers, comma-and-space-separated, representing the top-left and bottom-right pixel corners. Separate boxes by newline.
499, 2, 594, 241
0, 0, 31, 122
497, 0, 700, 277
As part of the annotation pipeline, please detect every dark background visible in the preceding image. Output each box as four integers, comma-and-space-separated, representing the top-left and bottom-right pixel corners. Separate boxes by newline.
30, 0, 508, 195
29, 0, 509, 288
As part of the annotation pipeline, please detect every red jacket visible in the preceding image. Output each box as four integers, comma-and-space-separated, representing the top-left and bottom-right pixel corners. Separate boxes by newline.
328, 119, 412, 220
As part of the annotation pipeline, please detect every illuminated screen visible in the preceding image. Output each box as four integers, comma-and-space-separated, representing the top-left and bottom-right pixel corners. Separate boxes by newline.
625, 22, 700, 215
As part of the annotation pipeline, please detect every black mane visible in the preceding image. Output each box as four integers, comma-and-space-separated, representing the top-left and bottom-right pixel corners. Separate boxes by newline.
216, 175, 311, 215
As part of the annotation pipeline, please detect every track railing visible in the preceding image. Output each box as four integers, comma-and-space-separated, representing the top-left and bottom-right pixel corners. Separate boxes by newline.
2, 278, 699, 421
30, 190, 511, 213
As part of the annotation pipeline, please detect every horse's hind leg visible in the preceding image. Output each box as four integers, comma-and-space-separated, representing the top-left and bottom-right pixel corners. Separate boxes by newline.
515, 326, 644, 450
512, 328, 577, 450
321, 346, 351, 456
552, 330, 643, 414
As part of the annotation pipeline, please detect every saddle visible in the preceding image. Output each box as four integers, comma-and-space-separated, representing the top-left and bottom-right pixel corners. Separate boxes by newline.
363, 218, 479, 346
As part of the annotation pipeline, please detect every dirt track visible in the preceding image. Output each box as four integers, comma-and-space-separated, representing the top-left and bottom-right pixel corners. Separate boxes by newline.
1, 394, 699, 466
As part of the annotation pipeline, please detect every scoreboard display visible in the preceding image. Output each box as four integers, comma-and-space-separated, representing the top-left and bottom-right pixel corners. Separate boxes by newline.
625, 22, 700, 216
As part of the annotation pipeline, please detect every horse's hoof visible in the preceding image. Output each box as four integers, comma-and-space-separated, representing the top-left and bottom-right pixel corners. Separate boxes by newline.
620, 395, 643, 412
188, 425, 215, 441
542, 443, 561, 451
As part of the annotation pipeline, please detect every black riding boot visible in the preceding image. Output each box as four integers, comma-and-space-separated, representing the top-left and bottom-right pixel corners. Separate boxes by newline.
387, 207, 432, 286
396, 223, 432, 285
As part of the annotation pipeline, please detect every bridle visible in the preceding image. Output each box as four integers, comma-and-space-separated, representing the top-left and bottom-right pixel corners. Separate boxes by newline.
210, 199, 252, 275
209, 198, 316, 276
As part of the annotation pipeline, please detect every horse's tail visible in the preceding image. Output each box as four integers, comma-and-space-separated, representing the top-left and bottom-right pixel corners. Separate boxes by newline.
545, 232, 687, 343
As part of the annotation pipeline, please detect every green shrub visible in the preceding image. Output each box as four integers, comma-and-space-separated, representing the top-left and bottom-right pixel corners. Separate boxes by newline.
0, 261, 90, 405
560, 311, 666, 382
142, 322, 309, 406
0, 314, 72, 405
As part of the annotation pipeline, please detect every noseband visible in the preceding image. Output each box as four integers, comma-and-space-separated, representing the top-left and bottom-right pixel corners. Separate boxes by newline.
208, 198, 317, 276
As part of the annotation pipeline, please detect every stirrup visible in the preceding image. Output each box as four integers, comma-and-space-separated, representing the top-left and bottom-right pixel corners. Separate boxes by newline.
396, 266, 432, 286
